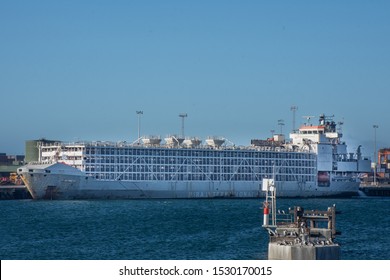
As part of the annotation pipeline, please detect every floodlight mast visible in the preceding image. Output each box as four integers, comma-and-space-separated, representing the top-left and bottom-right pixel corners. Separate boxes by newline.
291, 105, 298, 132
136, 111, 143, 144
373, 124, 379, 186
277, 119, 285, 135
179, 113, 188, 138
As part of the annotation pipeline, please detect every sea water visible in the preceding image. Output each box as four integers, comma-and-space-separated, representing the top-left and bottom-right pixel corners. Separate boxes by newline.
1, 197, 389, 260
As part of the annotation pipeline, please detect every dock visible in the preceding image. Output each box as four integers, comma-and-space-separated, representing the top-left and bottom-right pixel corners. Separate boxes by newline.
359, 184, 390, 196
0, 185, 31, 199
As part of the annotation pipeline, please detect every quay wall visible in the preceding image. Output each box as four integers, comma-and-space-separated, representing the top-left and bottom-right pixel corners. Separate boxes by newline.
359, 185, 390, 196
0, 186, 31, 199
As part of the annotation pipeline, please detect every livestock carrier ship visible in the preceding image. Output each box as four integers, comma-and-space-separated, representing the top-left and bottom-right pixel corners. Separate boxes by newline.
18, 114, 371, 199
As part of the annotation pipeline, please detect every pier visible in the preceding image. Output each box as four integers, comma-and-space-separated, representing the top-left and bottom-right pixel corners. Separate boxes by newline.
0, 185, 31, 199
359, 184, 390, 196
262, 178, 340, 260
265, 206, 340, 260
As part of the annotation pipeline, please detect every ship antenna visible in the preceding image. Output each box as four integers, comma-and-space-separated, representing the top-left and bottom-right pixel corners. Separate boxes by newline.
303, 116, 315, 125
337, 120, 344, 134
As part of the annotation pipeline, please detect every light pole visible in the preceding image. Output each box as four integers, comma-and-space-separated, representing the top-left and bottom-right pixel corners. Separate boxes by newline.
179, 113, 187, 138
278, 119, 285, 135
291, 105, 298, 132
136, 111, 143, 144
373, 124, 379, 185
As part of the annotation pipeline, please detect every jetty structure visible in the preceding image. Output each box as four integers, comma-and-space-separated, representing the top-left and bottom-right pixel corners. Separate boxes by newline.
262, 178, 340, 260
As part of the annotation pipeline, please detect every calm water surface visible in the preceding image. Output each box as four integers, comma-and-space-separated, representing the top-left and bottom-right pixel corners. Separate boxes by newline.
1, 197, 389, 259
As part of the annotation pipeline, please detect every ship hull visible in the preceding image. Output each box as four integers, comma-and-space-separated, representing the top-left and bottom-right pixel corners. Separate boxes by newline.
19, 164, 358, 200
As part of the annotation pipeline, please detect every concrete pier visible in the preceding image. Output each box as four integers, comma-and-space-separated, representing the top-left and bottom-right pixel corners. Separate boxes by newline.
268, 243, 340, 260
264, 206, 340, 260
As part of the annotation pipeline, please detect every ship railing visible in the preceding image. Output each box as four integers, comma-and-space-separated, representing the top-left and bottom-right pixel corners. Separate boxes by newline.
275, 212, 294, 225
38, 140, 312, 153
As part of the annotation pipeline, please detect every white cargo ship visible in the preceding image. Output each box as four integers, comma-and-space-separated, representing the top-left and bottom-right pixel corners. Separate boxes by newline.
18, 114, 371, 199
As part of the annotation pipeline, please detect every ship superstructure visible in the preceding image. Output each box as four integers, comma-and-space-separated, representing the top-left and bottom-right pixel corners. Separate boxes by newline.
289, 114, 370, 187
18, 114, 371, 199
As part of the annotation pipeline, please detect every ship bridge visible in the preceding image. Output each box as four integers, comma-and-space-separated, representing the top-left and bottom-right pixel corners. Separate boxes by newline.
290, 115, 341, 146
290, 125, 334, 145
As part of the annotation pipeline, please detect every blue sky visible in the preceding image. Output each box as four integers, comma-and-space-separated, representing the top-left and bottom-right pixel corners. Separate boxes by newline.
1, 0, 389, 158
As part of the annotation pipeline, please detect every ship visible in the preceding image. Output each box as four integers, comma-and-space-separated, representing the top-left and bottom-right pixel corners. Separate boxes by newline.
17, 114, 371, 199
